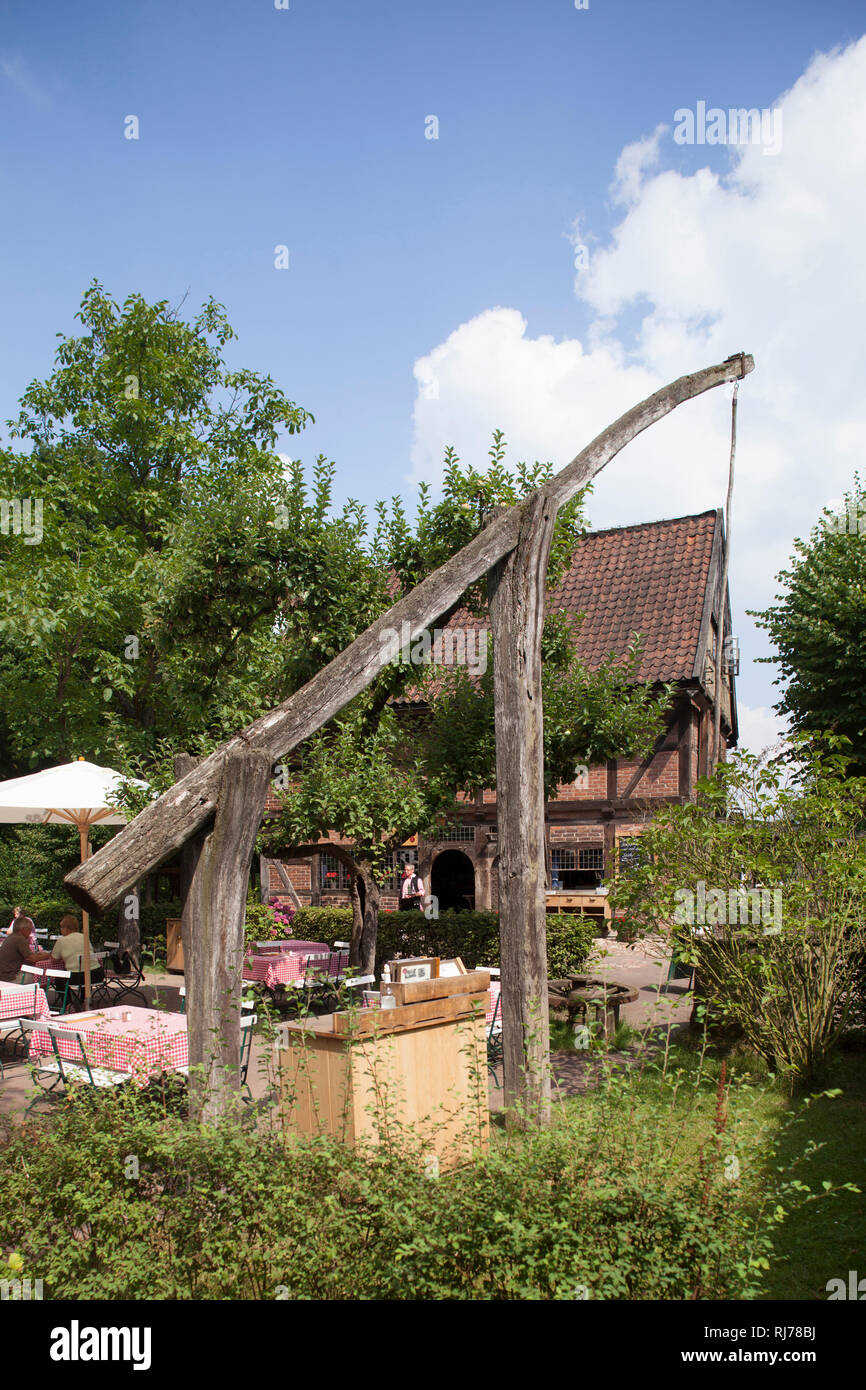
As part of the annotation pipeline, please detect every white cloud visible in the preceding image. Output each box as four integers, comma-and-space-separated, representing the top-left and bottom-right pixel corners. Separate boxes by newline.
610, 125, 668, 207
407, 37, 866, 710
735, 704, 789, 758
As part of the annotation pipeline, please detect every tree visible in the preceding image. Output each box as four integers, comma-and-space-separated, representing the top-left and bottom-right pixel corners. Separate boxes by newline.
262, 703, 454, 971
425, 616, 671, 802
611, 740, 866, 1084
263, 449, 672, 973
0, 282, 389, 775
751, 477, 866, 774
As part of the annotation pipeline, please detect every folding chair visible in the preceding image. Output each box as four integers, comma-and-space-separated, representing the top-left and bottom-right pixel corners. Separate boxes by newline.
340, 974, 376, 1012
342, 974, 375, 991
327, 948, 350, 981
21, 963, 71, 1016
64, 954, 107, 1011
18, 1019, 128, 1109
92, 944, 146, 1006
0, 977, 43, 1064
240, 1013, 257, 1100
486, 990, 503, 1088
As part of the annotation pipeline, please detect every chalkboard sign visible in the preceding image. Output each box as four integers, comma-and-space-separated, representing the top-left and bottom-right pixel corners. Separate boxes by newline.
618, 838, 649, 870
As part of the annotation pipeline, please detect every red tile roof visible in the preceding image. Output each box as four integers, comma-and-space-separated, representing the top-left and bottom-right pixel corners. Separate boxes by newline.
552, 510, 719, 682
393, 510, 720, 701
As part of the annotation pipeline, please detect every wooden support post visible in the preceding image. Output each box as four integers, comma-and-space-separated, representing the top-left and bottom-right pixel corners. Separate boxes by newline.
488, 492, 557, 1126
179, 748, 272, 1123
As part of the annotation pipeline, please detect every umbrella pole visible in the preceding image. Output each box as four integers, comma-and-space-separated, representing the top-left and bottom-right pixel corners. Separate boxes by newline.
80, 825, 91, 1006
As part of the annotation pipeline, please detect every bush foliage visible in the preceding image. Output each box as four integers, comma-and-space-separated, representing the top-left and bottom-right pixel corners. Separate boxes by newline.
0, 1057, 818, 1301
611, 742, 866, 1084
289, 906, 596, 977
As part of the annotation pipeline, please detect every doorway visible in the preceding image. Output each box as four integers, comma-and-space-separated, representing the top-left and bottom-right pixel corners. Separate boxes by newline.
431, 850, 476, 912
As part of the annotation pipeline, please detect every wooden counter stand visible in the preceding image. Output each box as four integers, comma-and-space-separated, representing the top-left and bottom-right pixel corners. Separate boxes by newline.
278, 973, 490, 1168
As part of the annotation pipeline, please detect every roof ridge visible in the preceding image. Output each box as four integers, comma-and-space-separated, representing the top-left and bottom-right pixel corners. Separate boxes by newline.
582, 509, 718, 541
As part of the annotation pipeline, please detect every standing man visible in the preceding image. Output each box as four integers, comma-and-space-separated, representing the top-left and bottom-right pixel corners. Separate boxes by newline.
399, 861, 424, 911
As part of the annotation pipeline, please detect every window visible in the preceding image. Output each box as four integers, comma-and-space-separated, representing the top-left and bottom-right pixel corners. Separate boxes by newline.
320, 853, 352, 892
435, 824, 475, 842
550, 846, 604, 889
388, 848, 418, 891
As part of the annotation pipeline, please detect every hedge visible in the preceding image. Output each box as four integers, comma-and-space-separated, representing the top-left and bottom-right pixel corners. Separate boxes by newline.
7, 901, 598, 977
290, 906, 597, 977
0, 1070, 781, 1300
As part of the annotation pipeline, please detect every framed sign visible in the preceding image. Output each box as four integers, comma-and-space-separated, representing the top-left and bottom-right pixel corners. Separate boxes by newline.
438, 957, 467, 978
391, 956, 439, 984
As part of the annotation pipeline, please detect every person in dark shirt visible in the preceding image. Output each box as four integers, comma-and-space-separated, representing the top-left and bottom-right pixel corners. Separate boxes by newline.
0, 917, 40, 982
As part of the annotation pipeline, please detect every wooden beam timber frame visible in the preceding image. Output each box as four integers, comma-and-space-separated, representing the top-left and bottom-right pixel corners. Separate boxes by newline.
489, 491, 557, 1124
64, 352, 753, 1118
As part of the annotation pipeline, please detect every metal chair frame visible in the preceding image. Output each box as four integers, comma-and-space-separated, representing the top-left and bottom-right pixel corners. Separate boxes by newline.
92, 943, 147, 1007
486, 990, 503, 1087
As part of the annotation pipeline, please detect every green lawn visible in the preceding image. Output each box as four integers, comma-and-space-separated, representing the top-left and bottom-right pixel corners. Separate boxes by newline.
761, 1052, 866, 1300
556, 1038, 866, 1301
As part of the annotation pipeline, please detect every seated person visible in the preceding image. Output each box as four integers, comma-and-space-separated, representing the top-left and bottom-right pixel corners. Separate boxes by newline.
5, 906, 38, 952
51, 914, 98, 972
0, 917, 41, 982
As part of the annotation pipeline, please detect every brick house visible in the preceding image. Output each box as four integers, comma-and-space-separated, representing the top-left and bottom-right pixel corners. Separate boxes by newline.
260, 509, 738, 925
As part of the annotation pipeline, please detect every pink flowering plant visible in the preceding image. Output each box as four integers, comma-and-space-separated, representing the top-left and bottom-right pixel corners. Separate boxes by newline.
243, 892, 295, 946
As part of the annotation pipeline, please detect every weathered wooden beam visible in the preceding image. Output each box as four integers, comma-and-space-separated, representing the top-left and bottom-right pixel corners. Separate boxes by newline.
261, 855, 303, 910
65, 352, 753, 915
489, 492, 557, 1125
182, 748, 272, 1122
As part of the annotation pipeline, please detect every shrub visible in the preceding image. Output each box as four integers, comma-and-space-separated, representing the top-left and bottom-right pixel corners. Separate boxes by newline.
0, 899, 191, 951
611, 744, 866, 1084
376, 908, 596, 977
290, 906, 354, 942
0, 1059, 837, 1301
243, 893, 295, 946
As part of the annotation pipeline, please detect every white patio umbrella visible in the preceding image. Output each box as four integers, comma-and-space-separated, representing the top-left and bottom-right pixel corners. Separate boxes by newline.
0, 758, 148, 1003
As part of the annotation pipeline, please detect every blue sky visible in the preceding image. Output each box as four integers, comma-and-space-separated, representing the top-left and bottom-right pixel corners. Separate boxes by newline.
2, 0, 865, 750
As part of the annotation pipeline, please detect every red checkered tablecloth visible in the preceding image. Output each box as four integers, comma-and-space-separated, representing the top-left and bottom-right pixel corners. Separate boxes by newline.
486, 980, 501, 1027
28, 1006, 187, 1086
244, 946, 341, 989
0, 979, 50, 1022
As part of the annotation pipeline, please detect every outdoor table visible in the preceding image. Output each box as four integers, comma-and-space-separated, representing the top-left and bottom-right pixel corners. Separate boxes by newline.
28, 1005, 188, 1086
243, 945, 330, 990
250, 939, 329, 956
0, 978, 51, 1022
485, 979, 501, 1027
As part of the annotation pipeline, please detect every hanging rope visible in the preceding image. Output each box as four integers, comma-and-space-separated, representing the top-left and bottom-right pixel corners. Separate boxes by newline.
712, 380, 739, 771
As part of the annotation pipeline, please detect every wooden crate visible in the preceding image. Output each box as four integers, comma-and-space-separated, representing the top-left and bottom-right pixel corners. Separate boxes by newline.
278, 975, 490, 1167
